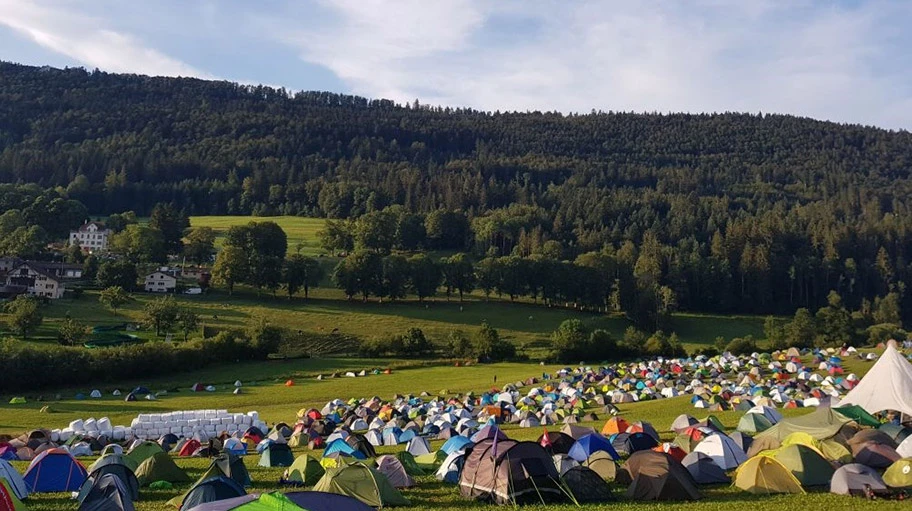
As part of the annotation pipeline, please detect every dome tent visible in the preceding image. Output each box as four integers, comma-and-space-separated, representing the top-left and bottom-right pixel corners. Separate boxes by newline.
459, 438, 564, 505
830, 464, 887, 496
312, 463, 410, 508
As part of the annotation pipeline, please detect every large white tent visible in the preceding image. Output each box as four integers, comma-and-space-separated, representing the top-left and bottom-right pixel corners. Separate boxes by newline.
840, 340, 912, 417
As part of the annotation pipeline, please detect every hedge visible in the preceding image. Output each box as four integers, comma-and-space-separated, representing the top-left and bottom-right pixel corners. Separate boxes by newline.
0, 331, 263, 392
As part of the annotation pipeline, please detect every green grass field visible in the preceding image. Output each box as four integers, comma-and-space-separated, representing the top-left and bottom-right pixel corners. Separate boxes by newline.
0, 353, 895, 511
189, 216, 327, 255
2, 289, 769, 356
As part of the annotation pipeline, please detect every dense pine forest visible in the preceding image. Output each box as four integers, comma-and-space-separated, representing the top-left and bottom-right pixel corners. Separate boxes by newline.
1, 61, 911, 324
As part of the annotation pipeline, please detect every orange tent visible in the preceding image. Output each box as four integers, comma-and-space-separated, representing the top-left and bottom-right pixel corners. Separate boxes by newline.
601, 416, 630, 436
285, 380, 295, 387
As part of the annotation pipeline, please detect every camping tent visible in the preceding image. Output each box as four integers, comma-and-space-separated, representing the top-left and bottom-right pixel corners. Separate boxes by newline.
178, 476, 246, 511
125, 442, 163, 467
733, 456, 804, 494
840, 340, 912, 417
258, 444, 294, 468
622, 451, 701, 501
568, 434, 619, 462
77, 455, 139, 502
312, 463, 410, 507
560, 466, 613, 503
883, 459, 912, 489
134, 452, 191, 486
692, 434, 747, 470
681, 452, 729, 484
283, 455, 325, 486
405, 437, 430, 457
770, 444, 834, 486
375, 456, 415, 488
77, 473, 135, 511
284, 491, 375, 511
830, 464, 887, 495
582, 451, 618, 481
459, 439, 564, 505
0, 479, 26, 511
199, 454, 251, 488
182, 492, 301, 511
755, 407, 853, 441
0, 459, 27, 500
23, 448, 88, 492
435, 451, 465, 484
538, 431, 575, 455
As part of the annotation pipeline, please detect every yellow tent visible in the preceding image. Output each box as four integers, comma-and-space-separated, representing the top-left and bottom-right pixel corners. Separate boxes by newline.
733, 456, 805, 495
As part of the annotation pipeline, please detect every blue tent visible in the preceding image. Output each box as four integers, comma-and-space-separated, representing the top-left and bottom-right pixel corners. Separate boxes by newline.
382, 428, 402, 446
441, 436, 473, 455
568, 433, 620, 462
23, 449, 88, 492
323, 439, 366, 460
398, 430, 417, 443
179, 476, 246, 511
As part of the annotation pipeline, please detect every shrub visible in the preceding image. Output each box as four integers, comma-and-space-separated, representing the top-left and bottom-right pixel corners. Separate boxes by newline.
724, 336, 758, 355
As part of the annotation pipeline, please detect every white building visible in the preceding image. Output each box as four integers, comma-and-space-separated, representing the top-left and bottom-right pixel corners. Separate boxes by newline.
5, 263, 64, 299
144, 271, 177, 293
70, 221, 111, 252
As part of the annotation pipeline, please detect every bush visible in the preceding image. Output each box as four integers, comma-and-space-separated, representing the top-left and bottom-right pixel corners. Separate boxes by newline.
724, 336, 758, 355
357, 327, 434, 358
866, 323, 908, 346
473, 322, 515, 362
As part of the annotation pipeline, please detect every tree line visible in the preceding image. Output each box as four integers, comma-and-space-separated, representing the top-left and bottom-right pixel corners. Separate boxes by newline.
1, 62, 911, 323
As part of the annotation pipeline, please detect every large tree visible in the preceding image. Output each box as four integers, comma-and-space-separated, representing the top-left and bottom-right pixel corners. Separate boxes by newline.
409, 254, 441, 302
149, 203, 189, 254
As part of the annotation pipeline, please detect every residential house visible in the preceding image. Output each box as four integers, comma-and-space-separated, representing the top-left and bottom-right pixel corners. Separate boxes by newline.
144, 271, 177, 293
70, 221, 112, 252
4, 263, 65, 299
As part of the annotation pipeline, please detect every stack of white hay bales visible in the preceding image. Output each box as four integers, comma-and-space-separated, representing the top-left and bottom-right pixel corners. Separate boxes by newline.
51, 409, 264, 442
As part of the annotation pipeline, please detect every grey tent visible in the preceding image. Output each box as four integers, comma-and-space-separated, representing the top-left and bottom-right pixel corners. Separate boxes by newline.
622, 451, 701, 501
459, 439, 564, 505
681, 452, 729, 484
830, 463, 888, 496
583, 450, 618, 481
258, 443, 294, 467
78, 474, 135, 511
77, 455, 139, 502
179, 476, 246, 511
560, 466, 613, 503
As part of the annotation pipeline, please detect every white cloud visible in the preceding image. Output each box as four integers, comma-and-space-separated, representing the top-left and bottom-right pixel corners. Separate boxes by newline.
275, 0, 912, 130
0, 0, 213, 78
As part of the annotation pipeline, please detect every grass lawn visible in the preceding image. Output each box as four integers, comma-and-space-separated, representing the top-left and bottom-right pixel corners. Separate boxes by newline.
189, 216, 327, 255
0, 352, 892, 511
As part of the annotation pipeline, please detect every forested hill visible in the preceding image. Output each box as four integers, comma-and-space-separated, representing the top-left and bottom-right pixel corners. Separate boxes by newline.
1, 61, 912, 319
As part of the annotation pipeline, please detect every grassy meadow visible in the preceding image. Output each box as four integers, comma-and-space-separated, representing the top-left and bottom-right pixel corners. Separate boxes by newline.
188, 216, 327, 255
0, 353, 894, 511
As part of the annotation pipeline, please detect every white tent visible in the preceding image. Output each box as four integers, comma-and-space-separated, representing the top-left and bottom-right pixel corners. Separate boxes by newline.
840, 341, 912, 417
693, 433, 747, 470
406, 436, 431, 456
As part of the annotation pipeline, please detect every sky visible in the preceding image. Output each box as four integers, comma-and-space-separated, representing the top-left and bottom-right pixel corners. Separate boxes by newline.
1, 0, 910, 131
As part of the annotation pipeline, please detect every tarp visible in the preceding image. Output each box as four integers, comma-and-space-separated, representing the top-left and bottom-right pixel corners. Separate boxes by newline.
840, 341, 912, 417
755, 407, 852, 441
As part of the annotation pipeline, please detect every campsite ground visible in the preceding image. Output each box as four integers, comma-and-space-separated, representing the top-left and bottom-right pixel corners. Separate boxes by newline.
0, 353, 901, 511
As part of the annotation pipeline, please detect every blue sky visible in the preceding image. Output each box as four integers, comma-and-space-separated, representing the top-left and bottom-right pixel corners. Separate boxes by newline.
1, 0, 910, 130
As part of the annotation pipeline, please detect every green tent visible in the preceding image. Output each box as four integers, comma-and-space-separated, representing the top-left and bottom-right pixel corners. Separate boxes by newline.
884, 459, 912, 489
703, 415, 726, 431
7, 397, 25, 405
770, 444, 834, 486
0, 479, 26, 511
258, 444, 294, 468
199, 453, 251, 488
394, 452, 425, 476
312, 462, 411, 507
756, 407, 852, 441
135, 452, 191, 486
738, 414, 773, 434
89, 453, 138, 473
234, 492, 307, 511
413, 450, 446, 471
834, 405, 880, 427
125, 441, 164, 467
283, 455, 325, 485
